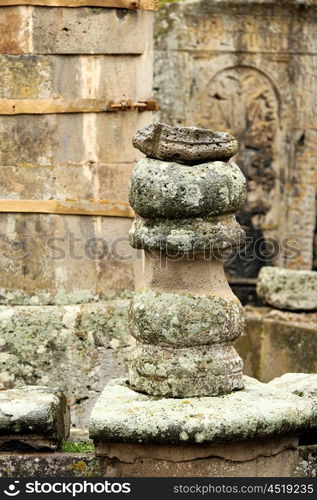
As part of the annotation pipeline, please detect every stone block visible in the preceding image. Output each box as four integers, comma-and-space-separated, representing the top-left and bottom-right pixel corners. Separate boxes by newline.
0, 300, 131, 428
0, 386, 69, 451
90, 373, 317, 476
235, 307, 317, 381
0, 53, 153, 101
0, 112, 151, 166
129, 158, 246, 218
0, 7, 153, 55
0, 452, 103, 477
257, 267, 317, 311
0, 163, 134, 203
90, 374, 317, 445
133, 122, 238, 163
98, 438, 298, 477
155, 1, 317, 54
0, 214, 135, 304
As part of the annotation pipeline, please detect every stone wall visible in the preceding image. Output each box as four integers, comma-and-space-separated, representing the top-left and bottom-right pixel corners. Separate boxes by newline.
154, 0, 317, 298
236, 306, 317, 382
0, 299, 131, 428
0, 4, 154, 302
0, 3, 154, 426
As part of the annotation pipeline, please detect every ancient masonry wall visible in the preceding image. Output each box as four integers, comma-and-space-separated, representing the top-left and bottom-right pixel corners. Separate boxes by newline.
0, 2, 155, 427
154, 0, 317, 287
153, 0, 317, 383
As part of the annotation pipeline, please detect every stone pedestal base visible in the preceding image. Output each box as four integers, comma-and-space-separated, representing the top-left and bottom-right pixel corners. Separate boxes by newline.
97, 437, 298, 477
89, 374, 317, 477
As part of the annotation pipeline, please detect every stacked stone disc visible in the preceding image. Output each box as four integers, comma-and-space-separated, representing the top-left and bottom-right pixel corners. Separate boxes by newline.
128, 123, 247, 397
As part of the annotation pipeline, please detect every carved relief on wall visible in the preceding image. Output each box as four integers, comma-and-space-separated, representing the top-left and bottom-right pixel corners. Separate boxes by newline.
200, 66, 280, 280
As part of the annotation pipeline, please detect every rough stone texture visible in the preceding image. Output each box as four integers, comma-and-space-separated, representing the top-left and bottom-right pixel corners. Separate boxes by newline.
0, 7, 152, 55
0, 53, 152, 101
0, 113, 151, 166
129, 158, 246, 218
1, 444, 315, 478
0, 5, 153, 303
257, 267, 317, 311
0, 164, 134, 203
154, 0, 317, 286
0, 300, 131, 428
0, 386, 69, 451
295, 445, 317, 478
130, 289, 244, 346
132, 122, 238, 163
100, 438, 299, 477
0, 452, 103, 477
128, 122, 246, 398
129, 342, 244, 397
0, 215, 136, 304
89, 373, 317, 445
129, 214, 245, 253
236, 306, 317, 382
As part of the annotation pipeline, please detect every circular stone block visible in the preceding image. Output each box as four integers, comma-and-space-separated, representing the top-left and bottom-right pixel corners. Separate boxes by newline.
129, 214, 245, 253
129, 342, 244, 398
257, 266, 317, 311
129, 290, 244, 347
129, 158, 246, 218
132, 122, 238, 164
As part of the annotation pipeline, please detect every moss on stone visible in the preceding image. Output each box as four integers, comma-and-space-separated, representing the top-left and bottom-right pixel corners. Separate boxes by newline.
61, 440, 94, 453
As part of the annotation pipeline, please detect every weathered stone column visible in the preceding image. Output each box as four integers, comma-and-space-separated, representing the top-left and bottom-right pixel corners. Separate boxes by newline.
127, 123, 246, 397
89, 125, 317, 478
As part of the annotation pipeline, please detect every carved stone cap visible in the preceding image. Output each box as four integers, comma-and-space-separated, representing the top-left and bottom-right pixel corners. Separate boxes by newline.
133, 122, 238, 164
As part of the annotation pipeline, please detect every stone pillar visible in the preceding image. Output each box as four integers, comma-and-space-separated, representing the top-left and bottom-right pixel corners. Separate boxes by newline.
89, 125, 317, 477
128, 123, 246, 397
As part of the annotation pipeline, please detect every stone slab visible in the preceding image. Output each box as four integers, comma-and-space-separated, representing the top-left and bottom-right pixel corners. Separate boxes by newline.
132, 122, 238, 163
99, 437, 299, 477
257, 267, 317, 311
0, 112, 151, 166
0, 452, 102, 477
0, 163, 134, 203
0, 7, 152, 55
236, 306, 317, 381
0, 300, 131, 428
0, 386, 69, 451
155, 1, 317, 54
0, 53, 153, 102
89, 374, 317, 445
